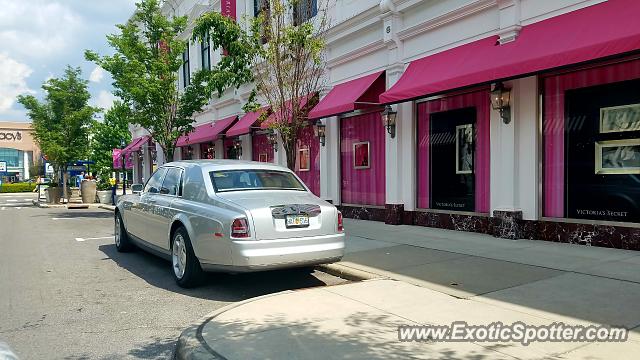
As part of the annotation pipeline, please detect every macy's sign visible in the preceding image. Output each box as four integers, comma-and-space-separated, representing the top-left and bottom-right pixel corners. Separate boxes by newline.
0, 131, 22, 141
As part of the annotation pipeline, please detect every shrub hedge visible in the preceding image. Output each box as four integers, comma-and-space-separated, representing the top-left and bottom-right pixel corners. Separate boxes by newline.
0, 183, 37, 193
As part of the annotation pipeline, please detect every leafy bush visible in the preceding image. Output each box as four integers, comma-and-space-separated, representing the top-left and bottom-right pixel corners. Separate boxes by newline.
0, 183, 37, 193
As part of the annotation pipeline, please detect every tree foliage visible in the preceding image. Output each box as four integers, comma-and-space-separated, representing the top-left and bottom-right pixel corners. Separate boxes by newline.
250, 0, 328, 169
90, 101, 132, 179
193, 0, 328, 169
86, 0, 254, 161
17, 66, 95, 198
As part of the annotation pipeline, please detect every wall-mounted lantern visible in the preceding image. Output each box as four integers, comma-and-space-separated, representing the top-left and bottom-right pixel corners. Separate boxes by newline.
381, 105, 397, 138
233, 138, 243, 158
490, 82, 512, 124
313, 121, 326, 146
267, 130, 278, 152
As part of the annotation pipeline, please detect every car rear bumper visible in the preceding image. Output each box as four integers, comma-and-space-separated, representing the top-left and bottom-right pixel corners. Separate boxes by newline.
200, 233, 345, 272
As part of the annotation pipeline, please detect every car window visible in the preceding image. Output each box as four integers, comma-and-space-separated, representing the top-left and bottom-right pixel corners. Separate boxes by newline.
210, 170, 306, 192
144, 168, 167, 194
161, 168, 183, 196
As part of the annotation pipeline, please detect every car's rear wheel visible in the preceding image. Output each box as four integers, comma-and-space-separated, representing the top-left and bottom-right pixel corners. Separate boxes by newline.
172, 227, 203, 288
115, 212, 134, 252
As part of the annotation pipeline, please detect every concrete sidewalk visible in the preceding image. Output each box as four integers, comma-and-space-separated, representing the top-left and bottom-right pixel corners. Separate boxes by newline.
176, 219, 640, 359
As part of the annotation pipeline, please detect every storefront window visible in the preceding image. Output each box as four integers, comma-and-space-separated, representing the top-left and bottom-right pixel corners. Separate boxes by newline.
182, 146, 194, 160
340, 112, 385, 206
252, 133, 274, 163
295, 125, 320, 195
200, 142, 215, 159
543, 59, 640, 223
0, 148, 23, 167
416, 90, 490, 213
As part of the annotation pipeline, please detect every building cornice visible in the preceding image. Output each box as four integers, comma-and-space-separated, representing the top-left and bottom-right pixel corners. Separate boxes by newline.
397, 0, 497, 41
327, 39, 386, 68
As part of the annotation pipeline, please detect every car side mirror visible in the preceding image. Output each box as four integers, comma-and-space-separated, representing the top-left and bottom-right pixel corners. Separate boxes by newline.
131, 184, 144, 194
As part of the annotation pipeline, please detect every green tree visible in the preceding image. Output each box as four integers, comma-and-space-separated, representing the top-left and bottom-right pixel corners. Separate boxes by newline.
194, 0, 329, 169
86, 0, 255, 162
90, 101, 132, 181
18, 66, 95, 200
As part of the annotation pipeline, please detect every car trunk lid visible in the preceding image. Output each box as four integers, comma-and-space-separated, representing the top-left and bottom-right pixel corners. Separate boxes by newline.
217, 190, 337, 240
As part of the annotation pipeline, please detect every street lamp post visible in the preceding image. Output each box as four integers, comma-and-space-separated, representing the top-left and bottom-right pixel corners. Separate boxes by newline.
120, 139, 127, 195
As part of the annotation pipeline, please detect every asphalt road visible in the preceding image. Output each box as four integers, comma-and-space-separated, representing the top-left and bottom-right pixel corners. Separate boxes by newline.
0, 193, 347, 359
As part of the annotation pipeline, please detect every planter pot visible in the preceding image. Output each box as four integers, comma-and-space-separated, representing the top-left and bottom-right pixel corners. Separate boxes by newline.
46, 187, 62, 204
80, 181, 97, 204
97, 190, 112, 205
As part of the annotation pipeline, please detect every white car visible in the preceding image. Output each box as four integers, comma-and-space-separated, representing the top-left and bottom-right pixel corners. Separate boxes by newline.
114, 160, 345, 287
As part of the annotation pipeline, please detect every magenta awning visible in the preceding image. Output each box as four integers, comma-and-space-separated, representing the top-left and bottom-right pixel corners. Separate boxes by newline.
177, 116, 238, 147
225, 108, 268, 137
121, 136, 148, 155
128, 135, 150, 153
380, 0, 640, 104
261, 93, 315, 129
309, 71, 385, 119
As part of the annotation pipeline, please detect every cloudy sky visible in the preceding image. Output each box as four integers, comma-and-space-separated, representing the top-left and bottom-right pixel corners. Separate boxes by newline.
0, 0, 138, 122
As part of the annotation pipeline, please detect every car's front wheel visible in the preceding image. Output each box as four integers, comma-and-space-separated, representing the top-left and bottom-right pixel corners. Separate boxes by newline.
115, 212, 134, 252
171, 227, 203, 288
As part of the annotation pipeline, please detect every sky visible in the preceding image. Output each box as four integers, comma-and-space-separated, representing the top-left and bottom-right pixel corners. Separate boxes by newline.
0, 0, 138, 122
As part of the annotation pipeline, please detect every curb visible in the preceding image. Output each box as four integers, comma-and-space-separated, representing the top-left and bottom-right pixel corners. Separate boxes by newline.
316, 262, 382, 282
32, 200, 115, 210
175, 291, 294, 360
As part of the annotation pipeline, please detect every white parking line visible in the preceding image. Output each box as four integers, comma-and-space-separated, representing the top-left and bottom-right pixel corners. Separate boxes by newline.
6, 199, 17, 202
75, 236, 113, 242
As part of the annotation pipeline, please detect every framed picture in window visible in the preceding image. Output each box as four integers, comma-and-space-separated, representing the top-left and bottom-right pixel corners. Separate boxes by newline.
353, 141, 370, 169
455, 124, 474, 174
595, 139, 640, 174
600, 104, 640, 133
297, 148, 310, 171
258, 153, 268, 163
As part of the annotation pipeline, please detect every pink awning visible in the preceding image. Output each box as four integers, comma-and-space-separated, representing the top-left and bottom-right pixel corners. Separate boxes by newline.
128, 135, 150, 153
113, 148, 133, 170
177, 116, 238, 147
261, 93, 315, 129
309, 71, 385, 119
380, 0, 640, 104
225, 108, 268, 137
121, 136, 149, 155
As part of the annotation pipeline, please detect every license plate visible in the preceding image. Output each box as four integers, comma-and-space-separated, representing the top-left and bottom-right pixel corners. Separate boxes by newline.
285, 214, 309, 228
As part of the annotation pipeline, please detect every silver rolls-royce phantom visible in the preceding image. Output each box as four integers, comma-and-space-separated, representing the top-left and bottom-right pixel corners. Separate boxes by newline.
114, 160, 345, 288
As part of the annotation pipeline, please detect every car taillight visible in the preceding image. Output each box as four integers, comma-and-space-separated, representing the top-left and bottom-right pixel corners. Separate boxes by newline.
337, 211, 344, 232
231, 218, 250, 238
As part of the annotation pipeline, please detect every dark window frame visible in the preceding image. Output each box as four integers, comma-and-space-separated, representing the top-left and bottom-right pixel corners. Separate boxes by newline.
293, 0, 317, 26
200, 31, 210, 71
182, 46, 190, 87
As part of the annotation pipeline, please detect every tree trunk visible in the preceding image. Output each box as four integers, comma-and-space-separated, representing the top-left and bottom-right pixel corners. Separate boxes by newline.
283, 138, 296, 170
62, 167, 69, 202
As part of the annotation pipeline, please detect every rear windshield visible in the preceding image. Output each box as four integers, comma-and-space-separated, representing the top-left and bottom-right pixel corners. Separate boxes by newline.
210, 170, 306, 192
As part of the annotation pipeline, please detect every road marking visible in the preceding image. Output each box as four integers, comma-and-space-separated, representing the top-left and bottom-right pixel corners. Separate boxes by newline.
52, 217, 104, 220
75, 236, 113, 242
6, 199, 17, 202
1, 207, 4, 210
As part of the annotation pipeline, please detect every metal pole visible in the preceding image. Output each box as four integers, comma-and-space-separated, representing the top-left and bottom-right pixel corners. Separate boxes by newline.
121, 153, 126, 195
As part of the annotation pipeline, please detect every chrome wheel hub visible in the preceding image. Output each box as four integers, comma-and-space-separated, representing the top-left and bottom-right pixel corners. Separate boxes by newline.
172, 234, 187, 279
115, 217, 121, 247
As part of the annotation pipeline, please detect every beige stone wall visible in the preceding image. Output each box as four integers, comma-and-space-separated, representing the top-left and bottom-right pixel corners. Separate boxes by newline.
0, 122, 40, 157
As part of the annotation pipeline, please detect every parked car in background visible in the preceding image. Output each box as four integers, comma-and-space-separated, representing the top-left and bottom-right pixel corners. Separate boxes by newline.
114, 160, 345, 287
